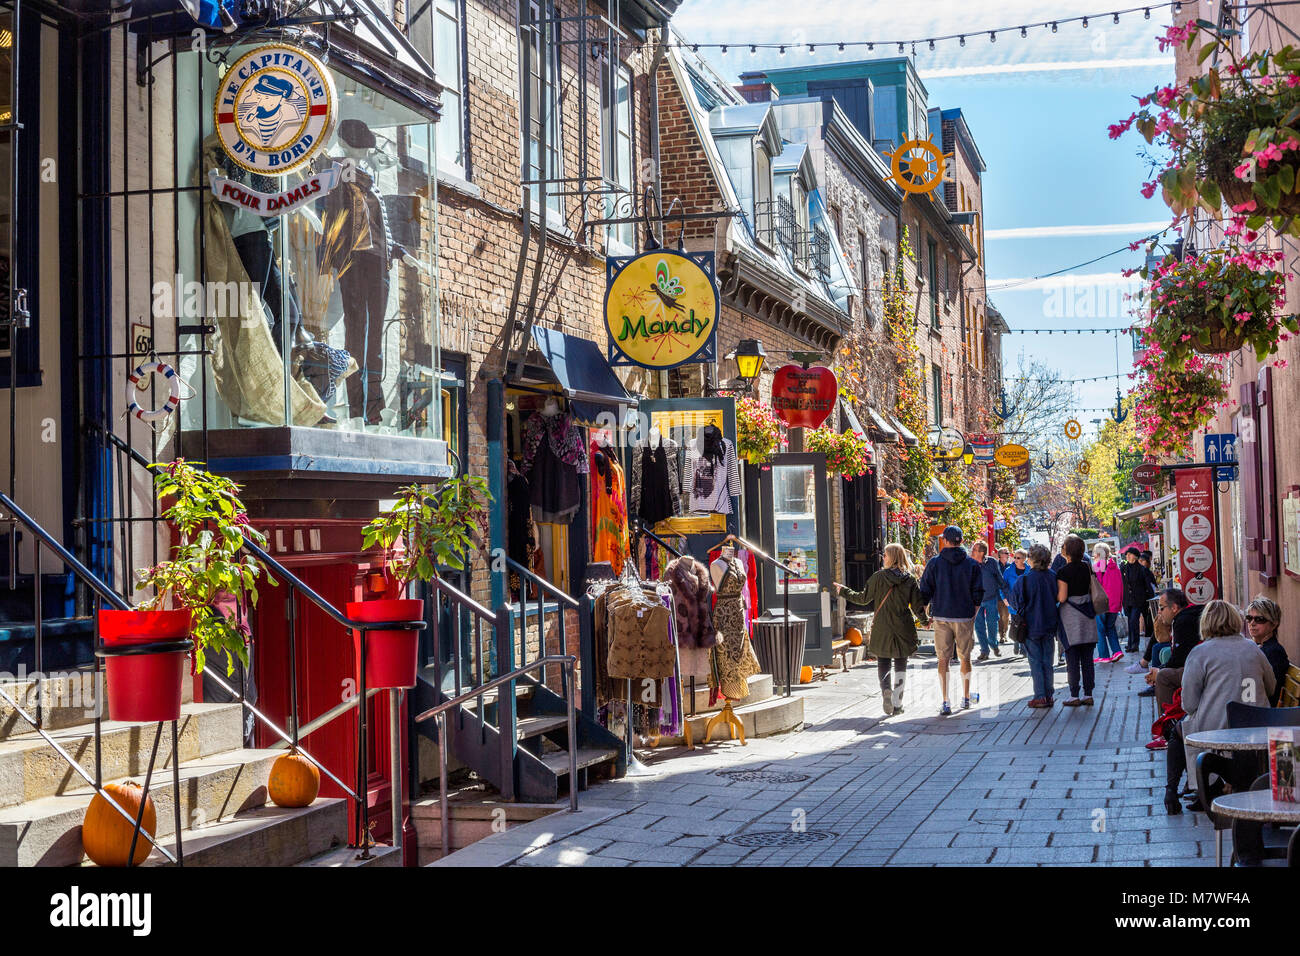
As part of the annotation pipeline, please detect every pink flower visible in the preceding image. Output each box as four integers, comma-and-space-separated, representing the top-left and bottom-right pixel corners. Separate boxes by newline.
1288, 74, 1300, 87
1259, 76, 1275, 87
1155, 85, 1178, 106
1140, 181, 1157, 199
1274, 358, 1289, 369
1234, 162, 1254, 181
1232, 199, 1258, 213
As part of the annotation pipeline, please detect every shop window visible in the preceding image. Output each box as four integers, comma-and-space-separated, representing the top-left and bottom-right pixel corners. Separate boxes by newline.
931, 364, 942, 424
753, 142, 773, 247
601, 62, 634, 254
173, 48, 441, 440
773, 463, 818, 594
520, 0, 563, 222
926, 237, 939, 329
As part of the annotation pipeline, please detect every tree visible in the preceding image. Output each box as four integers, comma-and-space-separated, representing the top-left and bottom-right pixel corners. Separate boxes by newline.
996, 355, 1078, 460
1081, 396, 1140, 530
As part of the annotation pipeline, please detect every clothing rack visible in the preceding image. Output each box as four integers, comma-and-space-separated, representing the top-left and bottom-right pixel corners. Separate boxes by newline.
632, 521, 685, 559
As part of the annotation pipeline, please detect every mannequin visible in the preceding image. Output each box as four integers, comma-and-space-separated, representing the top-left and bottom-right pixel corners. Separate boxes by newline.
319, 118, 425, 426
710, 544, 736, 589
648, 423, 662, 448
542, 395, 561, 418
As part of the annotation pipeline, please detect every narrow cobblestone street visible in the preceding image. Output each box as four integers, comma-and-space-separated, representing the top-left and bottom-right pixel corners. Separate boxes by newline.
499, 649, 1223, 867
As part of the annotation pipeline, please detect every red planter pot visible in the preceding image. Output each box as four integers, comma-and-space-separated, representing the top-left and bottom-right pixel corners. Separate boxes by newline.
98, 609, 193, 723
346, 599, 424, 690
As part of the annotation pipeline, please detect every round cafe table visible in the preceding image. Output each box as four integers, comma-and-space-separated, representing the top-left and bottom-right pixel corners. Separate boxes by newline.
1185, 726, 1295, 753
1210, 789, 1300, 825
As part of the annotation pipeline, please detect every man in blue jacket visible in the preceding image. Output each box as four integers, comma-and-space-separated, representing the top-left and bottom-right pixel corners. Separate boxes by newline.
919, 525, 984, 716
971, 540, 1010, 661
1003, 548, 1029, 654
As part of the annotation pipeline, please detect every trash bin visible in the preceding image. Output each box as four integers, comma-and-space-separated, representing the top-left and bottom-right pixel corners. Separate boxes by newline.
751, 609, 807, 696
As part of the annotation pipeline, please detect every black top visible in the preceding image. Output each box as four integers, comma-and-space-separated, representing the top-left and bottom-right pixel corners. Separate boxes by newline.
1056, 559, 1092, 597
1260, 635, 1291, 706
1166, 604, 1204, 669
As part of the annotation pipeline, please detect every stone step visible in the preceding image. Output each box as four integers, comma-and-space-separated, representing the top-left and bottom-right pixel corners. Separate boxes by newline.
410, 795, 560, 864
656, 692, 805, 747
0, 667, 195, 740
143, 799, 349, 867
0, 701, 244, 809
0, 747, 280, 867
536, 747, 619, 776
680, 673, 773, 715
297, 844, 403, 867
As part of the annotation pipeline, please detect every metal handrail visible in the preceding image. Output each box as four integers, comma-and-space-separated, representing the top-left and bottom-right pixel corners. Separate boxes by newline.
501, 556, 575, 692
414, 654, 579, 858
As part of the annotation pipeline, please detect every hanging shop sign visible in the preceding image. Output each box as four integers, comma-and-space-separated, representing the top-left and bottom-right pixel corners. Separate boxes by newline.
1173, 466, 1220, 605
771, 365, 838, 429
1063, 419, 1082, 440
604, 250, 719, 369
1011, 461, 1032, 484
968, 433, 997, 462
994, 443, 1029, 468
208, 163, 344, 217
214, 44, 337, 175
1132, 462, 1161, 486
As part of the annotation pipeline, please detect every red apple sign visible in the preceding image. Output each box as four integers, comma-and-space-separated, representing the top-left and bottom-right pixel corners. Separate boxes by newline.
771, 365, 838, 429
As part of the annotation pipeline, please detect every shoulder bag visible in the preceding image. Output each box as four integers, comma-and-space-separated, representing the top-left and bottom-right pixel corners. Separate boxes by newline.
1088, 562, 1110, 616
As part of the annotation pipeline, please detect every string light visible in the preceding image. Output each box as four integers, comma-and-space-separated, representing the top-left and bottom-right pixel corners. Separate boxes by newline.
1051, 21, 1058, 32
1144, 7, 1151, 18
838, 42, 845, 54
989, 30, 996, 42
779, 44, 786, 55
1113, 12, 1120, 22
929, 39, 935, 51
1082, 16, 1089, 27
691, 44, 698, 53
720, 44, 727, 55
959, 35, 965, 46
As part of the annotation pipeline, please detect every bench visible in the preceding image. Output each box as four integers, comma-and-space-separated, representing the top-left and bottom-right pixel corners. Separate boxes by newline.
830, 639, 852, 674
1280, 664, 1300, 709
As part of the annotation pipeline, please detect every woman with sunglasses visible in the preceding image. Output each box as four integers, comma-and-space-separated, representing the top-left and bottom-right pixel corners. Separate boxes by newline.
1244, 596, 1289, 707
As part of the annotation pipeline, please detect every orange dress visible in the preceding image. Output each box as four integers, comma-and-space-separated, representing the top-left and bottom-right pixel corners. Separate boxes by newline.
590, 442, 629, 575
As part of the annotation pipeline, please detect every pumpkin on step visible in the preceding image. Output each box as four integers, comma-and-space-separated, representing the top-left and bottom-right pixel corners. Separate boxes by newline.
268, 750, 320, 808
845, 627, 864, 647
82, 781, 156, 867
799, 665, 813, 684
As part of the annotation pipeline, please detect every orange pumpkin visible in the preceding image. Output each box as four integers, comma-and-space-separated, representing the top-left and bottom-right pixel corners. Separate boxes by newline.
268, 750, 321, 808
82, 781, 157, 867
846, 627, 864, 647
799, 665, 814, 684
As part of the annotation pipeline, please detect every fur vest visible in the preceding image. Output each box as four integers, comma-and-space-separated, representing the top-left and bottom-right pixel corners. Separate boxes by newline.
665, 556, 718, 649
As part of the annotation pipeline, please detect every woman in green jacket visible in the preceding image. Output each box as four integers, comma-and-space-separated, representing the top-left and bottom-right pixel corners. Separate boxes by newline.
837, 543, 928, 716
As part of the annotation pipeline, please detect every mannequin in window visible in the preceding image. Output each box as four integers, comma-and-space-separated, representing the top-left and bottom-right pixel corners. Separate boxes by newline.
629, 421, 681, 526
683, 423, 740, 515
319, 119, 423, 426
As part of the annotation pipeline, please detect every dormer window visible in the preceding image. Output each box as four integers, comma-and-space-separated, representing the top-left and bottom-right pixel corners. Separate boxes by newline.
754, 140, 773, 248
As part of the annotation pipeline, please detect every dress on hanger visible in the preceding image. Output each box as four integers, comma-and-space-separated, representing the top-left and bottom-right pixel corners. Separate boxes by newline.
683, 428, 741, 515
628, 438, 681, 525
665, 555, 717, 681
506, 463, 535, 596
521, 411, 588, 524
589, 440, 629, 575
711, 557, 760, 700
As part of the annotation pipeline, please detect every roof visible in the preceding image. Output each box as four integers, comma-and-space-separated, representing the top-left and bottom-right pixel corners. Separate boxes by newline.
863, 406, 898, 441
773, 142, 809, 175
986, 303, 1010, 333
939, 107, 987, 173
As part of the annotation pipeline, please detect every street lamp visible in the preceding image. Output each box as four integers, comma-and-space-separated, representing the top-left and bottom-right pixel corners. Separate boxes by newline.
962, 442, 974, 465
729, 339, 766, 389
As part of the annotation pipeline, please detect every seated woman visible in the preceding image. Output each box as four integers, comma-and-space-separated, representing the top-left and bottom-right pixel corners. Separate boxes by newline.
1245, 596, 1290, 706
1163, 600, 1277, 815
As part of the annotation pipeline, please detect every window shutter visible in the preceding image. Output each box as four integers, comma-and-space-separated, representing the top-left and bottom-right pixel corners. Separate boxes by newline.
1239, 381, 1261, 562
1257, 366, 1279, 584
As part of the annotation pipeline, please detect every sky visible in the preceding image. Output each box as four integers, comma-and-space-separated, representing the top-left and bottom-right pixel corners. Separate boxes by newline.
671, 0, 1181, 439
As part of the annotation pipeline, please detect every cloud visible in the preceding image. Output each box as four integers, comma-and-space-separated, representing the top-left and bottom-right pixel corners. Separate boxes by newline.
917, 56, 1172, 79
985, 221, 1169, 240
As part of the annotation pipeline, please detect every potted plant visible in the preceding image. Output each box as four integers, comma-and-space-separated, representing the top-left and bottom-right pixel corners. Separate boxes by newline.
1116, 21, 1300, 233
1132, 338, 1229, 459
356, 476, 490, 689
805, 426, 873, 477
1139, 247, 1297, 359
735, 396, 783, 464
103, 459, 273, 722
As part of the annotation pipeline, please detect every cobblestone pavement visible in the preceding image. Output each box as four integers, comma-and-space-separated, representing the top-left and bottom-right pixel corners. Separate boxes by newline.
509, 646, 1226, 866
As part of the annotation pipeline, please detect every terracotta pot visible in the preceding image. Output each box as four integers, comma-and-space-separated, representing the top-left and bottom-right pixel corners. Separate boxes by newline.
346, 598, 424, 689
98, 609, 193, 723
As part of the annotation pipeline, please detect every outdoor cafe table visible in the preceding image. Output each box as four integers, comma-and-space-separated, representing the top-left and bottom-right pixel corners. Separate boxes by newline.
1210, 790, 1300, 826
1185, 726, 1298, 753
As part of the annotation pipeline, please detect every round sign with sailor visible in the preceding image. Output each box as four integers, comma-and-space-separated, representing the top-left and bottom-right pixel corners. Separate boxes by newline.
214, 44, 336, 175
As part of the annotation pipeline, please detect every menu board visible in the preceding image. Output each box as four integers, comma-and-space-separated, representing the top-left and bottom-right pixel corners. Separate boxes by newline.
1283, 488, 1300, 581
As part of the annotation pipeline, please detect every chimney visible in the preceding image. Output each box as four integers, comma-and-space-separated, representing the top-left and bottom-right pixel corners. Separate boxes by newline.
735, 72, 778, 103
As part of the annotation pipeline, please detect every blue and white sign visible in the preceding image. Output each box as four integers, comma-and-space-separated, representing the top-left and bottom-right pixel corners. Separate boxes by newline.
1203, 433, 1239, 482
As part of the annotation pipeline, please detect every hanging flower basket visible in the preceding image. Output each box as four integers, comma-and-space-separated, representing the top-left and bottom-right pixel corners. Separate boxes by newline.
735, 397, 783, 464
806, 427, 872, 477
1132, 340, 1229, 460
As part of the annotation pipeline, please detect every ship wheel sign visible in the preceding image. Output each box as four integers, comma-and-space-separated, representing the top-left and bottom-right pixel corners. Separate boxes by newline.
1077, 460, 1092, 476
1063, 419, 1082, 440
887, 138, 946, 195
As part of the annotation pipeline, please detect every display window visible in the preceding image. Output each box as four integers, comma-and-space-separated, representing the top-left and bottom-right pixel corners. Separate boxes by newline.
174, 47, 441, 440
772, 463, 819, 592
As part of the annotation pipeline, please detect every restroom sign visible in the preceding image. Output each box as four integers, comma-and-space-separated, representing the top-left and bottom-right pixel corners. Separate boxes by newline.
214, 45, 336, 175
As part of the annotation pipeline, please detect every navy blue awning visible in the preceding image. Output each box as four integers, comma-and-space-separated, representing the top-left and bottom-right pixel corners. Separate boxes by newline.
529, 327, 636, 426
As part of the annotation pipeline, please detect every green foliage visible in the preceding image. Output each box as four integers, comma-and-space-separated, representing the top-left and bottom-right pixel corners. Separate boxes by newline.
362, 476, 492, 585
1069, 528, 1101, 540
134, 459, 274, 676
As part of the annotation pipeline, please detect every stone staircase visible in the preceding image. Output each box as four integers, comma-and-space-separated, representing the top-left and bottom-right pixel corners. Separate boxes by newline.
0, 668, 396, 867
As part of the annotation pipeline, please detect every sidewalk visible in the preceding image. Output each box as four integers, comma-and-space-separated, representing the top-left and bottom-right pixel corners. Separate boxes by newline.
456, 646, 1223, 866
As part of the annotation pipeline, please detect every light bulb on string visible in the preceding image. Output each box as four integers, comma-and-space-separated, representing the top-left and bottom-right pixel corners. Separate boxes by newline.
691, 44, 698, 53
808, 44, 815, 54
1051, 21, 1058, 32
721, 45, 728, 55
837, 42, 845, 54
928, 39, 935, 51
989, 31, 996, 42
1113, 12, 1120, 23
779, 45, 786, 56
911, 42, 917, 55
1144, 7, 1150, 19
959, 35, 965, 46
898, 42, 904, 53
1020, 26, 1027, 37
750, 44, 757, 56
1082, 16, 1088, 27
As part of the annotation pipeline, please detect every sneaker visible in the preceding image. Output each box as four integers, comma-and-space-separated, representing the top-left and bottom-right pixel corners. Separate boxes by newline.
882, 687, 894, 716
1109, 651, 1125, 663
1063, 697, 1083, 707
1145, 737, 1168, 750
894, 705, 905, 715
1027, 697, 1050, 708
1081, 696, 1095, 706
940, 701, 952, 717
961, 693, 979, 709
1094, 656, 1109, 664
1124, 661, 1145, 674
993, 646, 1001, 658
1137, 687, 1155, 698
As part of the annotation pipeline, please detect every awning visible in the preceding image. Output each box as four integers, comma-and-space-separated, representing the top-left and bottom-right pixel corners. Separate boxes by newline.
527, 326, 637, 425
838, 400, 874, 462
887, 413, 919, 447
924, 477, 954, 510
863, 406, 899, 442
1115, 491, 1176, 522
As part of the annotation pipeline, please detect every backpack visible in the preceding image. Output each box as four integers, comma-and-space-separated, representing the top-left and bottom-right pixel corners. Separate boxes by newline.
1088, 562, 1110, 616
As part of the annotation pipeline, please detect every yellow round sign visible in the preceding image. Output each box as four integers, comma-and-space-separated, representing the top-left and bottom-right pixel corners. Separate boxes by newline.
1063, 419, 1082, 440
605, 250, 719, 369
1077, 460, 1091, 476
993, 443, 1029, 468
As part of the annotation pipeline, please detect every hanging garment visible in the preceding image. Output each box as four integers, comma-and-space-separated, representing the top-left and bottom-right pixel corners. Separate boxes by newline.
628, 438, 681, 525
683, 431, 741, 515
605, 586, 676, 680
664, 555, 718, 649
590, 441, 630, 575
709, 545, 759, 636
711, 557, 760, 700
521, 411, 588, 524
506, 468, 536, 596
591, 592, 625, 706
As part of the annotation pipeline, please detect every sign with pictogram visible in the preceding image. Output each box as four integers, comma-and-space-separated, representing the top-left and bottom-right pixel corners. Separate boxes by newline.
1174, 467, 1220, 605
1203, 433, 1239, 482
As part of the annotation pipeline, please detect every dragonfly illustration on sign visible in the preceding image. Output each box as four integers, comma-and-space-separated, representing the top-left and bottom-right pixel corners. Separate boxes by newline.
650, 259, 684, 310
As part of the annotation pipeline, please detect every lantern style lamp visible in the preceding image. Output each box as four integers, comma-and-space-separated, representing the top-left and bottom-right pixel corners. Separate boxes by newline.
962, 442, 974, 465
731, 339, 766, 388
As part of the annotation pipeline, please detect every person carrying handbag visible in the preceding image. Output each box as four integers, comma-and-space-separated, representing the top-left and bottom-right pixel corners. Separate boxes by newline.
838, 543, 928, 716
1055, 534, 1101, 706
